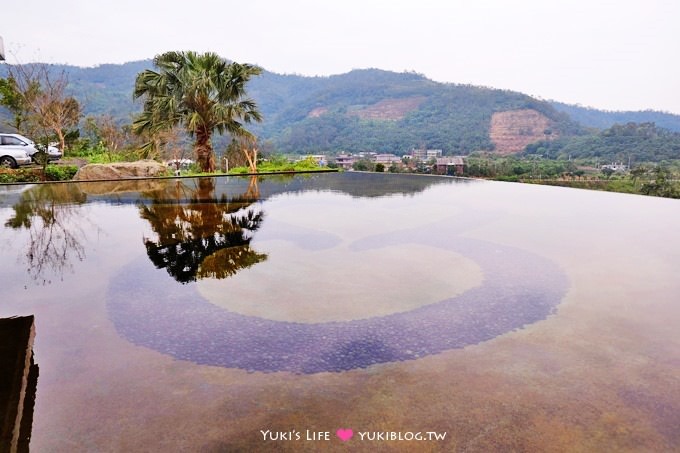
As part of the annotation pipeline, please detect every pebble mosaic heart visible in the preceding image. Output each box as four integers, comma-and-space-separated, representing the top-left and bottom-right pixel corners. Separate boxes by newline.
108, 221, 568, 374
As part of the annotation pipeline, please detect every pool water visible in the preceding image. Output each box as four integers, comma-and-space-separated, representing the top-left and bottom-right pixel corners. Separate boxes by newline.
1, 173, 679, 451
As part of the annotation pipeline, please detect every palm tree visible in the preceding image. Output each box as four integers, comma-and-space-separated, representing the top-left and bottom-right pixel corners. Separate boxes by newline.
133, 51, 262, 172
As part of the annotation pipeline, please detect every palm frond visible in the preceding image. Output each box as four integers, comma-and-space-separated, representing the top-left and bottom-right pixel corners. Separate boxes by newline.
133, 50, 263, 170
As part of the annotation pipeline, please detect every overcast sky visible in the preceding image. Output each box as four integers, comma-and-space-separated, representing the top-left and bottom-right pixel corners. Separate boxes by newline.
3, 0, 679, 113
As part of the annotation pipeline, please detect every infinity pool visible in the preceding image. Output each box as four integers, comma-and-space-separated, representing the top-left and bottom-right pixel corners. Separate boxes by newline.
0, 173, 678, 451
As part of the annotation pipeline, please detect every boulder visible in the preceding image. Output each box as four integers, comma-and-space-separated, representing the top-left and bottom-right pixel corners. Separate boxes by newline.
73, 160, 168, 181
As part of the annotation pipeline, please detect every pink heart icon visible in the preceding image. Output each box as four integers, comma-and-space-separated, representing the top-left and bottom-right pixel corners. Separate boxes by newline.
336, 428, 353, 441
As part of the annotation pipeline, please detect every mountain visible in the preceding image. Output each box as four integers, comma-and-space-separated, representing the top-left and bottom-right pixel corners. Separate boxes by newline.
523, 121, 680, 164
246, 68, 585, 155
0, 60, 150, 126
549, 101, 680, 133
2, 60, 680, 161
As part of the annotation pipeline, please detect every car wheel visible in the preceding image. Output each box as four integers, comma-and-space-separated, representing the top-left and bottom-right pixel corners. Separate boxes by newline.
0, 156, 18, 169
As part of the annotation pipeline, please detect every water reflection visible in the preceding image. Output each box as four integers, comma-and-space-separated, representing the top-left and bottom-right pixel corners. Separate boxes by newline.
2, 173, 679, 450
0, 174, 458, 286
231, 172, 465, 199
109, 211, 569, 374
4, 185, 88, 285
140, 177, 267, 283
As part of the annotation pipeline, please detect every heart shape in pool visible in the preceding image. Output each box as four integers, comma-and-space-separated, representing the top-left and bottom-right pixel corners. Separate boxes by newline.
108, 216, 568, 374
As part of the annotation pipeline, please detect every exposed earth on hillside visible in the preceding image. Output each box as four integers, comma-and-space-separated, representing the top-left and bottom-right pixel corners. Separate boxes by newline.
307, 107, 328, 118
307, 96, 427, 121
490, 109, 557, 154
349, 96, 427, 120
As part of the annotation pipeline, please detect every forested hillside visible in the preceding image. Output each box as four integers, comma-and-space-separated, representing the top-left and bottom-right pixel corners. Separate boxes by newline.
2, 60, 680, 161
1, 61, 581, 154
523, 122, 680, 163
550, 101, 680, 133
251, 69, 584, 154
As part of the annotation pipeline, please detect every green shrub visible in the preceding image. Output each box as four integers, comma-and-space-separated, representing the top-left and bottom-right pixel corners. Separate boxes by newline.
0, 168, 42, 183
45, 165, 79, 181
68, 143, 144, 164
0, 172, 17, 183
494, 175, 520, 182
352, 159, 374, 171
228, 166, 251, 175
227, 156, 326, 174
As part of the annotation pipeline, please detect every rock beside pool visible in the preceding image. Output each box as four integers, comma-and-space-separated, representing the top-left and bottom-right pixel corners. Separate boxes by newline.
73, 160, 168, 181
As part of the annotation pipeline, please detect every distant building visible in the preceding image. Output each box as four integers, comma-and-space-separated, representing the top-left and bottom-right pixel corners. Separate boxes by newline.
427, 149, 443, 159
601, 163, 628, 173
373, 153, 401, 165
410, 149, 442, 161
334, 154, 356, 170
433, 156, 466, 176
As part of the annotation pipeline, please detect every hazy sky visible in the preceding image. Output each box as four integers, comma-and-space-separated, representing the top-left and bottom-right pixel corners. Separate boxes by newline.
3, 0, 679, 113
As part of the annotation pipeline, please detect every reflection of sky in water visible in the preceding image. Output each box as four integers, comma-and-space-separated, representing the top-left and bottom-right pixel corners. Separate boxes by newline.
197, 242, 484, 322
105, 179, 569, 373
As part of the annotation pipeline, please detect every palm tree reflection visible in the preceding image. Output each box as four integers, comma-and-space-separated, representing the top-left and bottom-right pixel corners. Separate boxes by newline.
140, 177, 266, 283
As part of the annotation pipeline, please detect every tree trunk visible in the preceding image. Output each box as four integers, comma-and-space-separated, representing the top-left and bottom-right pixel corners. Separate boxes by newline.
243, 145, 258, 173
245, 176, 259, 200
57, 129, 66, 157
195, 128, 215, 173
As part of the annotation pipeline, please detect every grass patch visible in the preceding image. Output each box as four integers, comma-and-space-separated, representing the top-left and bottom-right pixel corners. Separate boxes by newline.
0, 165, 80, 183
521, 177, 679, 197
44, 165, 79, 181
67, 144, 146, 164
227, 156, 328, 174
0, 168, 43, 183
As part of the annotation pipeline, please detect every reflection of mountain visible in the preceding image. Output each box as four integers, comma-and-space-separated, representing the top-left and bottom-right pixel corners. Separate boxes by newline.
281, 172, 465, 198
140, 177, 267, 284
4, 184, 88, 285
1, 173, 460, 285
227, 172, 463, 199
78, 172, 462, 206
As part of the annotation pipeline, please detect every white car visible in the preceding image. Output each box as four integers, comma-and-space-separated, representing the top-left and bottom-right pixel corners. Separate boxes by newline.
0, 133, 62, 164
0, 134, 33, 168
